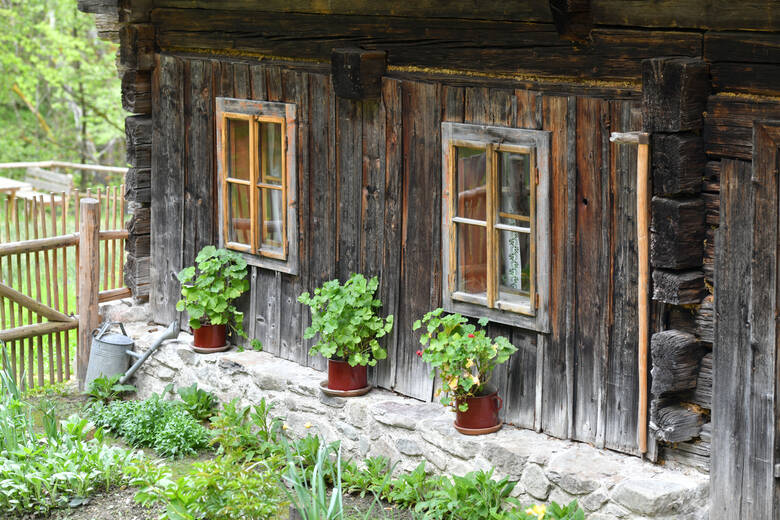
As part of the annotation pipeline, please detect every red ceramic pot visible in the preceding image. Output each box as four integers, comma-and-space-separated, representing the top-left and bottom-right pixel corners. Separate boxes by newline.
455, 387, 503, 431
327, 359, 368, 391
192, 324, 227, 349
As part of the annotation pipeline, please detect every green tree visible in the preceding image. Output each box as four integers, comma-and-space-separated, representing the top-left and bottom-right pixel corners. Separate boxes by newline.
0, 0, 124, 183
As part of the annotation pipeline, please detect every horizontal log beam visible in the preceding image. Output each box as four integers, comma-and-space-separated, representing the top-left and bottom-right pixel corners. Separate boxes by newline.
0, 320, 79, 342
651, 197, 704, 269
643, 57, 709, 133
651, 329, 704, 395
651, 399, 706, 443
652, 132, 704, 196
98, 287, 133, 303
0, 234, 79, 256
652, 269, 706, 305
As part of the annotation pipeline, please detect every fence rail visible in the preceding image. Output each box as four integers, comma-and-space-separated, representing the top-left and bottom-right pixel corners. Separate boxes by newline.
0, 187, 127, 389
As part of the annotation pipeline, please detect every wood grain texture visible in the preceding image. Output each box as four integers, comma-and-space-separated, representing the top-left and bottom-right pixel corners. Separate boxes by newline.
712, 154, 777, 519
150, 54, 185, 324
393, 80, 440, 401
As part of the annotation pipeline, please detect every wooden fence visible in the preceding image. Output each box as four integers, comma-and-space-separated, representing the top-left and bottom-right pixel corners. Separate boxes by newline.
0, 187, 128, 389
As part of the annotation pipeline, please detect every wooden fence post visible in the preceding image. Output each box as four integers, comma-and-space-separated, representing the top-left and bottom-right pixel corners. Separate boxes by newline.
78, 198, 100, 390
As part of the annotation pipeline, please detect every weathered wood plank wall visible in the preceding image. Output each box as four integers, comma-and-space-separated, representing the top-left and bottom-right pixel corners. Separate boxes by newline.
150, 54, 645, 453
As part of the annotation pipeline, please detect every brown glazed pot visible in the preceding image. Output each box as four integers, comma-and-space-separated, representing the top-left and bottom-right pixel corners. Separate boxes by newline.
327, 359, 368, 391
455, 387, 503, 431
192, 324, 227, 349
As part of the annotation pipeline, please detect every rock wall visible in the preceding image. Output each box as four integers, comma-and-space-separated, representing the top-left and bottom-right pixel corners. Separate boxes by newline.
109, 308, 709, 520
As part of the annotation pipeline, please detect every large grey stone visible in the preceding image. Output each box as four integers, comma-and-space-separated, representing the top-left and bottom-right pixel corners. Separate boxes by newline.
419, 417, 480, 459
482, 441, 529, 479
395, 438, 423, 457
611, 478, 690, 515
373, 401, 433, 430
581, 488, 610, 511
521, 464, 551, 500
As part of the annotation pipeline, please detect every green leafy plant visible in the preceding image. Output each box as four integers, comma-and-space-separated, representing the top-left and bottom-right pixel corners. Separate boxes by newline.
176, 383, 217, 421
176, 245, 262, 351
342, 455, 394, 498
299, 273, 393, 366
415, 468, 519, 520
209, 398, 285, 463
88, 392, 210, 458
414, 309, 517, 411
0, 348, 139, 515
385, 461, 442, 508
131, 454, 287, 520
283, 438, 345, 520
85, 374, 137, 403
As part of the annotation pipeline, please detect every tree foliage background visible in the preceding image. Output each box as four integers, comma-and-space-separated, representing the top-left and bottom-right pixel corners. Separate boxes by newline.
0, 0, 124, 178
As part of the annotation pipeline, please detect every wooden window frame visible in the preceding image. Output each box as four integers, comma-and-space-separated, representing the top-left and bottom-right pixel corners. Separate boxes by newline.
216, 97, 299, 275
441, 122, 550, 332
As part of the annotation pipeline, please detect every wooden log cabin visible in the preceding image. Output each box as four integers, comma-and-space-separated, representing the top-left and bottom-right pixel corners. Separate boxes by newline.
78, 1, 780, 517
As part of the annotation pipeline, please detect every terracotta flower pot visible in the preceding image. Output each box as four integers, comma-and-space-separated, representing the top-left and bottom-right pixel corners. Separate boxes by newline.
192, 324, 227, 349
454, 387, 503, 435
327, 359, 368, 391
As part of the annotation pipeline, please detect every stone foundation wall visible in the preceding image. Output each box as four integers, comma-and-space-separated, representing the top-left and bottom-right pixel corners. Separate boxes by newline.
105, 303, 709, 520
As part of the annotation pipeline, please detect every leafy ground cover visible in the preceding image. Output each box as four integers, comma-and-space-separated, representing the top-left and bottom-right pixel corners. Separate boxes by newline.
16, 377, 585, 520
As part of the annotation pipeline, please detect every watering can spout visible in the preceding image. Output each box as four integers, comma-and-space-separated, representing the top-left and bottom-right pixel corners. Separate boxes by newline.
119, 320, 180, 385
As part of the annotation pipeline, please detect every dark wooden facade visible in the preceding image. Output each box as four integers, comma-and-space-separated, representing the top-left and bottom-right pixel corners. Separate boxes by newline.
78, 1, 780, 517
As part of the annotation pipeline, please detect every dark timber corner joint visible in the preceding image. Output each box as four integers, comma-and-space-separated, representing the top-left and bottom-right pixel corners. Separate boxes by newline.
331, 48, 387, 100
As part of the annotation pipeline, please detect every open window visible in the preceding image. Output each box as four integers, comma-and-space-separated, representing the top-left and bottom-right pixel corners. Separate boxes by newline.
441, 123, 550, 332
216, 98, 298, 274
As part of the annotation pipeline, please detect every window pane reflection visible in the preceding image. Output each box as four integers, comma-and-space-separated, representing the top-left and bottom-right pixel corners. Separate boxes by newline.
228, 183, 251, 246
456, 146, 487, 221
498, 151, 531, 225
227, 119, 250, 181
260, 122, 283, 186
260, 188, 283, 250
457, 223, 487, 296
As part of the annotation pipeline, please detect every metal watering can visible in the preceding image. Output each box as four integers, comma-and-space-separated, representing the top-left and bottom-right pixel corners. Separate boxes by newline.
84, 320, 179, 387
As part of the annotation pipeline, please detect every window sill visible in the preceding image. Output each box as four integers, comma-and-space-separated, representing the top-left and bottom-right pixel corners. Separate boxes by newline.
443, 298, 548, 333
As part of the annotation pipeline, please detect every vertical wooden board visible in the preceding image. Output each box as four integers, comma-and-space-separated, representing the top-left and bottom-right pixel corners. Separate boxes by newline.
305, 73, 336, 372
181, 58, 215, 324
278, 70, 310, 366
247, 64, 281, 355
394, 80, 441, 401
540, 95, 573, 439
464, 87, 490, 124
360, 98, 388, 384
572, 96, 611, 444
231, 62, 252, 348
712, 159, 759, 518
233, 63, 250, 98
374, 78, 403, 390
504, 330, 537, 428
442, 86, 464, 123
336, 97, 363, 281
516, 90, 543, 130
746, 123, 778, 519
604, 100, 642, 454
150, 54, 185, 324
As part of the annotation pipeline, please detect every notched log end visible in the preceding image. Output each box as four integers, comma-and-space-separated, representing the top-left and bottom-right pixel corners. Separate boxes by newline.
331, 48, 387, 100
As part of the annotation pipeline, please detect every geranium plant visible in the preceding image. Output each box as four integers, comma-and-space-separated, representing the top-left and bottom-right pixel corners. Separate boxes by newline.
298, 273, 393, 366
413, 308, 517, 411
176, 246, 261, 350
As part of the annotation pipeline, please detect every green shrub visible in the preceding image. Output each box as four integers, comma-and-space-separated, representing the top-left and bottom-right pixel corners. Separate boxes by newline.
342, 455, 393, 498
89, 393, 209, 458
176, 383, 217, 421
299, 273, 393, 367
131, 454, 287, 520
85, 374, 137, 403
0, 350, 137, 515
209, 397, 284, 461
416, 468, 519, 519
385, 461, 442, 508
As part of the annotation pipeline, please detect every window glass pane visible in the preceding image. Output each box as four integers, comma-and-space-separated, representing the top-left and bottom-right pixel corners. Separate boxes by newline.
457, 223, 487, 296
260, 188, 283, 250
499, 229, 531, 297
498, 151, 531, 225
260, 122, 283, 186
455, 146, 487, 221
227, 119, 250, 181
227, 183, 251, 246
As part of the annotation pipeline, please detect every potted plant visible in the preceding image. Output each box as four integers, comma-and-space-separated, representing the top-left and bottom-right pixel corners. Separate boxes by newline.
413, 308, 517, 435
176, 246, 261, 352
298, 273, 393, 394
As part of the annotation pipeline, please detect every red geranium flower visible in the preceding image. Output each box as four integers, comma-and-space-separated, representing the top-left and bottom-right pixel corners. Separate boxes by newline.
467, 333, 475, 338
416, 349, 423, 357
